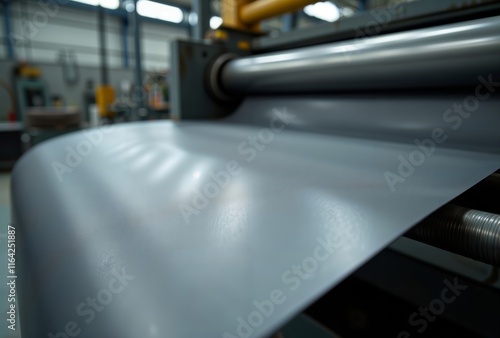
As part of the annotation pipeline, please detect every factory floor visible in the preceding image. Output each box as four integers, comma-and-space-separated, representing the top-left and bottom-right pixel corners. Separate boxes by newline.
0, 172, 21, 337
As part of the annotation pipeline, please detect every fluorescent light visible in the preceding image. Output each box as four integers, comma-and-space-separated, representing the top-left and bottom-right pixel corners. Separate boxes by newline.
188, 12, 198, 26
210, 16, 222, 29
70, 0, 119, 10
99, 0, 119, 9
101, 0, 120, 9
341, 7, 355, 17
123, 0, 135, 12
137, 0, 184, 23
304, 2, 340, 22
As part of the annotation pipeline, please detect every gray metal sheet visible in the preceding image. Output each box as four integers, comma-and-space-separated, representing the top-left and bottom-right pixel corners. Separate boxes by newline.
12, 94, 500, 337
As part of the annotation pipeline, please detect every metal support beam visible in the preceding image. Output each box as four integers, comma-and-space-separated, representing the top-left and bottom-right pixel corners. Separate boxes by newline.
282, 11, 298, 32
132, 0, 143, 109
191, 0, 211, 40
2, 0, 15, 59
98, 6, 109, 85
359, 0, 367, 12
122, 17, 130, 68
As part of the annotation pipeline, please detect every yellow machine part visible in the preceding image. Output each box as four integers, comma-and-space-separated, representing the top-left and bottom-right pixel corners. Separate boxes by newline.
19, 65, 42, 78
221, 0, 317, 31
96, 85, 115, 118
240, 0, 317, 25
221, 0, 258, 31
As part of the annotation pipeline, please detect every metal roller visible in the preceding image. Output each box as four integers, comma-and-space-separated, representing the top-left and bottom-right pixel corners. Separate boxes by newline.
406, 205, 500, 267
218, 16, 500, 95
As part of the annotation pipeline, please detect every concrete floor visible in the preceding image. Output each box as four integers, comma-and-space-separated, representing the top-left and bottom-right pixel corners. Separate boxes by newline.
0, 172, 21, 337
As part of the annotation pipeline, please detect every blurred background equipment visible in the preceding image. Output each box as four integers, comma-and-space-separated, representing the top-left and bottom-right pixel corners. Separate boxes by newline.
0, 122, 22, 170
145, 71, 170, 113
24, 106, 82, 146
0, 80, 16, 121
12, 62, 49, 123
59, 49, 80, 86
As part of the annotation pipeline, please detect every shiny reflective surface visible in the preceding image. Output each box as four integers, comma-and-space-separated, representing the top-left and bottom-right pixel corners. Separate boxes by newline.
222, 16, 500, 93
12, 95, 500, 337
